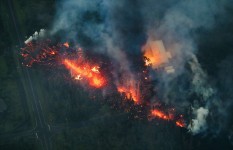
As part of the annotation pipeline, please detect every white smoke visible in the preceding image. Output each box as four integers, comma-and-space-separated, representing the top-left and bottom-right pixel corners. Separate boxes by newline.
189, 107, 209, 134
25, 29, 46, 44
189, 55, 215, 101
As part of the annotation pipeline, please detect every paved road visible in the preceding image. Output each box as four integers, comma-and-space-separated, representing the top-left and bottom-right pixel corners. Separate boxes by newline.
7, 0, 51, 149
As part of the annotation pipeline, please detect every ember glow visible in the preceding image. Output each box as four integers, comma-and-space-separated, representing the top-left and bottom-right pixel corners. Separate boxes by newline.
63, 42, 69, 48
21, 40, 59, 67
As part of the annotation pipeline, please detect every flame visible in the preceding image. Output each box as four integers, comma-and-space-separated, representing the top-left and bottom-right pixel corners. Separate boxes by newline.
63, 59, 106, 88
116, 74, 141, 103
117, 86, 139, 103
151, 109, 170, 120
63, 42, 69, 48
144, 49, 163, 67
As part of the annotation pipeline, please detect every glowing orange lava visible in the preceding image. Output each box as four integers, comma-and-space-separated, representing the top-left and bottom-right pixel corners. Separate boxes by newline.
175, 121, 185, 128
150, 109, 186, 128
63, 59, 106, 88
151, 109, 170, 120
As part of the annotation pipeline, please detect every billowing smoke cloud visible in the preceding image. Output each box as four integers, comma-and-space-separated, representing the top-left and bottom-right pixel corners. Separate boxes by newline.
49, 0, 230, 134
25, 29, 46, 44
188, 107, 209, 134
141, 0, 228, 134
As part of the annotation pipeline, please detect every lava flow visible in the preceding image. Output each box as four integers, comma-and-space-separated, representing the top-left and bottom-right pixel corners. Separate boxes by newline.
176, 120, 185, 128
21, 38, 186, 129
150, 109, 170, 120
150, 108, 185, 127
62, 59, 106, 88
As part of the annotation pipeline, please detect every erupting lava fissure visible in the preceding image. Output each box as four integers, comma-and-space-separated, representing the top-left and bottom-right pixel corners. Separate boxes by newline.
21, 39, 186, 128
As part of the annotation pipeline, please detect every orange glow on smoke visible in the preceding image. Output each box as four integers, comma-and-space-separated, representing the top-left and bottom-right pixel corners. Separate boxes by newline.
151, 109, 170, 120
63, 59, 105, 88
142, 40, 170, 68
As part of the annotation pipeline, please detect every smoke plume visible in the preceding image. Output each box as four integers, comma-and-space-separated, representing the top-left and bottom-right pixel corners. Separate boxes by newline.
188, 107, 209, 134
47, 0, 230, 134
25, 29, 46, 44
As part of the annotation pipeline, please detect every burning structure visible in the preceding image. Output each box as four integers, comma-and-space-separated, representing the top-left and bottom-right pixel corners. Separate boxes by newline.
142, 40, 175, 74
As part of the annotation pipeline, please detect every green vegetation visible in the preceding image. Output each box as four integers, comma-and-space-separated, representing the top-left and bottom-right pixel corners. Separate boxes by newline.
52, 115, 184, 150
0, 0, 54, 147
0, 136, 42, 150
0, 0, 40, 134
